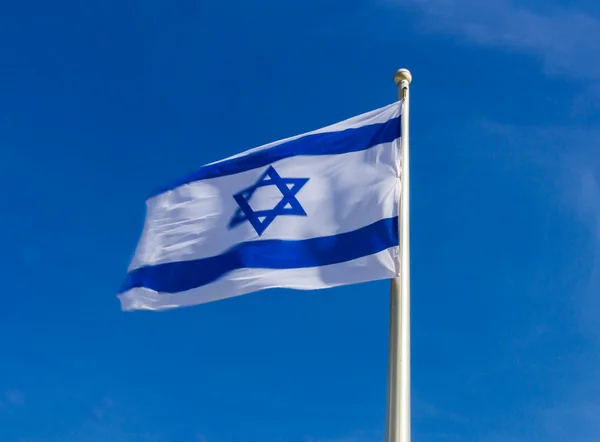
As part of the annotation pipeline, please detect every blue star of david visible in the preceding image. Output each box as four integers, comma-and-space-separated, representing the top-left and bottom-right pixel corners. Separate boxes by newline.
228, 166, 309, 236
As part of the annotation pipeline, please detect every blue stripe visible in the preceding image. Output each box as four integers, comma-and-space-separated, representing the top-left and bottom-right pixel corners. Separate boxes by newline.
150, 117, 400, 197
120, 217, 398, 294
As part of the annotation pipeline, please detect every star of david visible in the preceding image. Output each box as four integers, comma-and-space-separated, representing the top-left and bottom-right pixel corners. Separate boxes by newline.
228, 166, 309, 236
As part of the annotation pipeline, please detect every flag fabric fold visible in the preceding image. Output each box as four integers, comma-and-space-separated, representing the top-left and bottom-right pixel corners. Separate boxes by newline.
119, 101, 403, 311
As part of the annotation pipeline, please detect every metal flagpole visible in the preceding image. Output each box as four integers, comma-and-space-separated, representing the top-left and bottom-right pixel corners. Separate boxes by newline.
386, 68, 412, 442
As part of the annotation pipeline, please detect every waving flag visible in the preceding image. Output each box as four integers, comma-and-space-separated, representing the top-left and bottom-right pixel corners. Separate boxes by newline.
118, 101, 403, 311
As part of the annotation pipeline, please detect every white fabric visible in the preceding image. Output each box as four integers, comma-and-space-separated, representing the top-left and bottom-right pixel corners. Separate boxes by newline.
129, 141, 400, 270
119, 101, 403, 311
120, 248, 398, 311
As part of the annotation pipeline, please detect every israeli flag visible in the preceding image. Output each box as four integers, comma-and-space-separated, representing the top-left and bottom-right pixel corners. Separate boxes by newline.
119, 101, 402, 311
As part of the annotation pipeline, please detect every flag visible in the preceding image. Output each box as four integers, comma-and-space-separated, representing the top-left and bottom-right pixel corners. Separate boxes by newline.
118, 101, 403, 311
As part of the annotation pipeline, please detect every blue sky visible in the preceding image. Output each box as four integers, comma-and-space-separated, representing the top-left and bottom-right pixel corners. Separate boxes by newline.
1, 0, 600, 441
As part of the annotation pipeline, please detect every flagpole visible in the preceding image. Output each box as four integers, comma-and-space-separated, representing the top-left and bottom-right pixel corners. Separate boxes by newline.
386, 68, 412, 442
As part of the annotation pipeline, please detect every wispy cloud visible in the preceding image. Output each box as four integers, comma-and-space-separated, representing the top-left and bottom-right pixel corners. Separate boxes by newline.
538, 399, 600, 442
62, 397, 161, 442
0, 389, 25, 418
482, 122, 600, 334
386, 0, 600, 80
573, 162, 600, 241
480, 386, 600, 442
304, 430, 382, 442
562, 147, 600, 344
382, 2, 600, 441
6, 389, 25, 406
433, 121, 600, 442
6, 396, 163, 442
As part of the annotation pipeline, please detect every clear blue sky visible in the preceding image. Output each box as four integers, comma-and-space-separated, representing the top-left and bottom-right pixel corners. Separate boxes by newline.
2, 1, 600, 441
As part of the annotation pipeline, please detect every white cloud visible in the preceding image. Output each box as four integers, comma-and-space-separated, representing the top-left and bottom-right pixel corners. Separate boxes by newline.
385, 0, 600, 79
